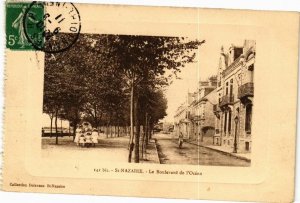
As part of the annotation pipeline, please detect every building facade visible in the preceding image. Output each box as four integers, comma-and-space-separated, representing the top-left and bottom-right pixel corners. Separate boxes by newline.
213, 40, 255, 153
174, 77, 217, 144
174, 93, 193, 139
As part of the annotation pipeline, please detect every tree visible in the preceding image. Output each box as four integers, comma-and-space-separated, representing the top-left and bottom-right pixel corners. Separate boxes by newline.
111, 35, 205, 162
43, 33, 204, 158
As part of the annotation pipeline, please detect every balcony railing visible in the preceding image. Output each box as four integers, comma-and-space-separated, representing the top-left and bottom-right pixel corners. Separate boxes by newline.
213, 104, 221, 118
191, 115, 204, 121
219, 95, 234, 107
238, 82, 254, 99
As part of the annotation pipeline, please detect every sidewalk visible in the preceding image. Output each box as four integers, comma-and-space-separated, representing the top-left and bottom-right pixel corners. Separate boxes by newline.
42, 136, 160, 164
187, 140, 251, 162
140, 139, 160, 164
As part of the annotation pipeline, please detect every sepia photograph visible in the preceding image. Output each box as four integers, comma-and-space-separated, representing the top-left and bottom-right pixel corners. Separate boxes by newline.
41, 33, 255, 167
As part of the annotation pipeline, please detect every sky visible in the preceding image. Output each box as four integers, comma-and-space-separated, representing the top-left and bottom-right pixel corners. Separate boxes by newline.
162, 24, 249, 122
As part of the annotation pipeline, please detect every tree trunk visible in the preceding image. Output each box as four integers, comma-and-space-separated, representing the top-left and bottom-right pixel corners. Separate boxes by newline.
117, 125, 120, 137
61, 119, 63, 137
141, 124, 145, 159
142, 113, 148, 159
69, 122, 71, 137
55, 109, 58, 145
128, 81, 135, 163
146, 117, 150, 145
50, 115, 53, 138
149, 123, 153, 140
110, 125, 112, 137
106, 124, 109, 138
134, 97, 140, 163
72, 120, 78, 141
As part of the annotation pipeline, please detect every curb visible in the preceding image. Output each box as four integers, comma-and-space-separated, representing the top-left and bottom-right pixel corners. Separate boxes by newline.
151, 138, 162, 164
186, 141, 251, 163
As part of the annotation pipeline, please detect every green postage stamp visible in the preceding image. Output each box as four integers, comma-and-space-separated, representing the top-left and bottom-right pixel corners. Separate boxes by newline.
6, 1, 81, 52
6, 2, 44, 50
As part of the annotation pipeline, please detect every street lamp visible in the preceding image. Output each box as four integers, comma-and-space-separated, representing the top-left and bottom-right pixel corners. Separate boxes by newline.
233, 116, 239, 153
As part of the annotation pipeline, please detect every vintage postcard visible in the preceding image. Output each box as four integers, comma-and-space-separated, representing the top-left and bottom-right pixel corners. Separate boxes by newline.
2, 1, 299, 202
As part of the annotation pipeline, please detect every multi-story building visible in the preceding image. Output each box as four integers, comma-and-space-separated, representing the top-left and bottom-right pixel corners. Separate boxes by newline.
174, 93, 194, 139
174, 77, 217, 144
188, 78, 217, 144
213, 40, 255, 153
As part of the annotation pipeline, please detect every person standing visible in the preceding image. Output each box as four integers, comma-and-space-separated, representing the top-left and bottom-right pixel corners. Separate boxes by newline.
91, 128, 99, 147
85, 131, 92, 148
74, 126, 82, 145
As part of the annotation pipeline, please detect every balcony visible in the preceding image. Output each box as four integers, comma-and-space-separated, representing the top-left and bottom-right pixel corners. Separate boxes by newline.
191, 115, 204, 121
213, 104, 221, 118
238, 82, 254, 99
219, 95, 234, 107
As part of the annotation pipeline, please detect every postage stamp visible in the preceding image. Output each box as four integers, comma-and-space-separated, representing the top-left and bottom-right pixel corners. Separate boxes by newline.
6, 1, 81, 52
6, 2, 44, 50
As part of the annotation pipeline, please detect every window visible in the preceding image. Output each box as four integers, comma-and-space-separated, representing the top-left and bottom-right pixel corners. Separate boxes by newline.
228, 111, 232, 134
238, 74, 242, 81
245, 105, 252, 132
249, 65, 254, 82
245, 142, 250, 151
226, 82, 229, 95
224, 112, 227, 133
248, 64, 254, 71
230, 79, 233, 98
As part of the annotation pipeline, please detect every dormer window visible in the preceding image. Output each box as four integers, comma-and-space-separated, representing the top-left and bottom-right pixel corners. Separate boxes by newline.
248, 64, 254, 71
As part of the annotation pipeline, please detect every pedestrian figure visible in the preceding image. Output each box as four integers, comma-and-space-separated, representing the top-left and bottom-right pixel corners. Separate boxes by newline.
84, 131, 92, 148
91, 128, 98, 147
79, 134, 85, 147
74, 127, 81, 145
178, 133, 184, 149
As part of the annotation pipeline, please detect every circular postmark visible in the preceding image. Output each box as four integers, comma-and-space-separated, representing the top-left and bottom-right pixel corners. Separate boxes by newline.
23, 1, 81, 53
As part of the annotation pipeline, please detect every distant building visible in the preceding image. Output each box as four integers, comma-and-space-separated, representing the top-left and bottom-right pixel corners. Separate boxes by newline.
188, 78, 217, 144
174, 99, 190, 138
163, 122, 174, 132
174, 76, 217, 143
213, 40, 255, 153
